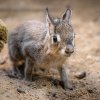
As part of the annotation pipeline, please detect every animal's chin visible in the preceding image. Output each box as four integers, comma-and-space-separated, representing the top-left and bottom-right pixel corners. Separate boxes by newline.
65, 53, 72, 57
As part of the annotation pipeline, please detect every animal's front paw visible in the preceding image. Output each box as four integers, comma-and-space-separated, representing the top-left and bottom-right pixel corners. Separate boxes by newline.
60, 81, 73, 91
65, 84, 73, 91
24, 77, 32, 82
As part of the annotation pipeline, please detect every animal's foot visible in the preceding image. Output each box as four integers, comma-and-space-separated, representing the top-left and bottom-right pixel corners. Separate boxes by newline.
60, 81, 73, 91
7, 70, 23, 79
24, 76, 32, 82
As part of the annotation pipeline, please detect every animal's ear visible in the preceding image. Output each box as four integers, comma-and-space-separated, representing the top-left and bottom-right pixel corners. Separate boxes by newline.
62, 6, 72, 24
45, 8, 54, 27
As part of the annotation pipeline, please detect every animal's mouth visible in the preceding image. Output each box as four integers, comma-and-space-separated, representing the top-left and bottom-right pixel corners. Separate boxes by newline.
65, 53, 71, 57
65, 51, 74, 57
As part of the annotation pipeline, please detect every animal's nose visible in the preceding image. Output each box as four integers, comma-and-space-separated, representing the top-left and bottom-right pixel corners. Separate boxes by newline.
65, 45, 74, 54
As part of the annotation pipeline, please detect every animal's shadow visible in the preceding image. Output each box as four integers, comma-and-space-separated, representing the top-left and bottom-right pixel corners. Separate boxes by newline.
31, 74, 64, 89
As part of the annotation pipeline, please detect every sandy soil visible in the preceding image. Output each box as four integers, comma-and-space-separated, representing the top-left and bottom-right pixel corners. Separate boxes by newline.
0, 0, 100, 100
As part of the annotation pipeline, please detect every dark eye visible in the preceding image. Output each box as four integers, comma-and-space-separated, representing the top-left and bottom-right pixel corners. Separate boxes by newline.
53, 36, 57, 43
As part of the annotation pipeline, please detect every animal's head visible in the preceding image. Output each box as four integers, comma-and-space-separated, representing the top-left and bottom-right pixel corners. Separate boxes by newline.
45, 7, 75, 57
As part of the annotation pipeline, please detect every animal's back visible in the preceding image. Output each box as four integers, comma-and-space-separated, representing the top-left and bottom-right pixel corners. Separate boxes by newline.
8, 20, 47, 44
8, 20, 47, 63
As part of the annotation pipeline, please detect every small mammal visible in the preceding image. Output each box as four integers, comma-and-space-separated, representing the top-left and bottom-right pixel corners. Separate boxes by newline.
8, 7, 75, 90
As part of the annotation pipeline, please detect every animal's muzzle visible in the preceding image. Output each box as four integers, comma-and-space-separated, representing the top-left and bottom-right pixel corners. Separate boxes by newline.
65, 45, 74, 54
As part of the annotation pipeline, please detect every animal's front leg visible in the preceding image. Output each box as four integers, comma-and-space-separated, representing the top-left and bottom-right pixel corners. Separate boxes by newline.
23, 42, 42, 81
58, 66, 73, 90
24, 58, 33, 81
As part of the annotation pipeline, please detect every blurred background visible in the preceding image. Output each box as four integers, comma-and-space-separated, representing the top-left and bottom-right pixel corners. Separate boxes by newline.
0, 0, 100, 100
0, 0, 100, 29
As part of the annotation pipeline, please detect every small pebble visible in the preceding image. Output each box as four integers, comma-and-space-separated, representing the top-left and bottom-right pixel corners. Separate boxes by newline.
42, 84, 46, 87
48, 91, 57, 97
74, 71, 86, 79
87, 88, 93, 93
17, 88, 26, 94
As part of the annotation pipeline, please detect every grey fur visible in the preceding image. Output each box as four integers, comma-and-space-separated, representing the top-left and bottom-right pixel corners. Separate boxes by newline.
8, 8, 75, 90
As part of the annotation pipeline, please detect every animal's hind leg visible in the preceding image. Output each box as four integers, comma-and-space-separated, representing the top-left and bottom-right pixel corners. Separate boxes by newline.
18, 63, 25, 78
9, 62, 24, 79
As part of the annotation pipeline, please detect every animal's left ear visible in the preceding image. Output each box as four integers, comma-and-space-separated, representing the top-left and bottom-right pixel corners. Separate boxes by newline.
45, 8, 54, 27
62, 7, 72, 24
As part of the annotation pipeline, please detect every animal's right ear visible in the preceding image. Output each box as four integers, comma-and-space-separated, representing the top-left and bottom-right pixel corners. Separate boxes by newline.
45, 8, 54, 28
62, 6, 72, 24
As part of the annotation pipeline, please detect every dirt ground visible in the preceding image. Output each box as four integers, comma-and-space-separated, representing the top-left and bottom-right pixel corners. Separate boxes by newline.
0, 0, 100, 100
